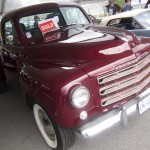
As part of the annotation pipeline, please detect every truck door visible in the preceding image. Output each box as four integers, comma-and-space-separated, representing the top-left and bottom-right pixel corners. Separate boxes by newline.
1, 20, 23, 71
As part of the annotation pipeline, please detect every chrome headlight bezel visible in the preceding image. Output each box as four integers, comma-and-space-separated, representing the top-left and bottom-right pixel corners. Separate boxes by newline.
70, 86, 90, 109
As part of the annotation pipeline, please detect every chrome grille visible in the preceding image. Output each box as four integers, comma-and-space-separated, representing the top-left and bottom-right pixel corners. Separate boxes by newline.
98, 54, 150, 107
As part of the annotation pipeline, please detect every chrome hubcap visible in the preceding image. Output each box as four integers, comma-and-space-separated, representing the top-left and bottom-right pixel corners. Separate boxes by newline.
38, 110, 57, 142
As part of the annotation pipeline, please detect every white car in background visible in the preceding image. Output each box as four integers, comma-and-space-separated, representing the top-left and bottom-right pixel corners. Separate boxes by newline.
100, 9, 150, 37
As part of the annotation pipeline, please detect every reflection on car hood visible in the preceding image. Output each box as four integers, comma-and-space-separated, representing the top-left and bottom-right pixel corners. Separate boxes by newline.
33, 25, 132, 44
59, 28, 104, 43
24, 25, 139, 78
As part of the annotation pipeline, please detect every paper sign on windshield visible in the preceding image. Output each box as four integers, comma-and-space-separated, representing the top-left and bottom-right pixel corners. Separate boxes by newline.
38, 18, 59, 34
44, 32, 61, 43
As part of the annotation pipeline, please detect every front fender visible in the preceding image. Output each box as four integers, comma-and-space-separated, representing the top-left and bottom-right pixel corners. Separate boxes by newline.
20, 64, 96, 128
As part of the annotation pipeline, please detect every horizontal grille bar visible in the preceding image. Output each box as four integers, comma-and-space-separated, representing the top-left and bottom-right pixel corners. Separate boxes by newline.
101, 76, 150, 106
98, 54, 150, 84
99, 66, 150, 96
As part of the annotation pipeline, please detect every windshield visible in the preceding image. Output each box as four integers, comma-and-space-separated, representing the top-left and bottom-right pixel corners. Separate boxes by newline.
135, 10, 150, 29
19, 6, 90, 42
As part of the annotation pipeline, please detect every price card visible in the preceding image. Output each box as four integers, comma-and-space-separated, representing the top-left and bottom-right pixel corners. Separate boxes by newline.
38, 18, 59, 34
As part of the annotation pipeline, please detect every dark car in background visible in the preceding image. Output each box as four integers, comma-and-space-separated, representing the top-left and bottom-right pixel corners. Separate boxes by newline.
100, 9, 150, 37
0, 56, 8, 93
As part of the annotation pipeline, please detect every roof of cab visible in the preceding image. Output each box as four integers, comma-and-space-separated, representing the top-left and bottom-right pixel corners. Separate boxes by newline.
2, 2, 78, 21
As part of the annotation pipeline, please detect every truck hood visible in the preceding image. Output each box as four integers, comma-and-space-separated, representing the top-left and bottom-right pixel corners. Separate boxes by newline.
24, 25, 147, 78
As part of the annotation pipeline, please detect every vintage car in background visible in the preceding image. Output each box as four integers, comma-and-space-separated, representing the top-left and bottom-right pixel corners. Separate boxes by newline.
0, 2, 150, 150
0, 55, 8, 93
100, 9, 150, 37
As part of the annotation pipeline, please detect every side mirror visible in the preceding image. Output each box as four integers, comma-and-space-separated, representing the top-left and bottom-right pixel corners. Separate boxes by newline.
7, 35, 13, 42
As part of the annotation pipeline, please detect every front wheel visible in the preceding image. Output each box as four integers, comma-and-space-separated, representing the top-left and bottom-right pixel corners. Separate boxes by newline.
33, 104, 75, 150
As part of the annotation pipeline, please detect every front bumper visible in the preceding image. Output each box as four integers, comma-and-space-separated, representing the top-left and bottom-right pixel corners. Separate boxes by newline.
77, 87, 150, 138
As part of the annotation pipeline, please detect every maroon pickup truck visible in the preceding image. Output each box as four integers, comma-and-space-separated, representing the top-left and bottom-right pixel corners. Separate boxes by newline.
0, 2, 150, 150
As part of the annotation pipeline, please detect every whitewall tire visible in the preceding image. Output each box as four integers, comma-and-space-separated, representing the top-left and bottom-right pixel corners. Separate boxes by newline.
33, 104, 75, 150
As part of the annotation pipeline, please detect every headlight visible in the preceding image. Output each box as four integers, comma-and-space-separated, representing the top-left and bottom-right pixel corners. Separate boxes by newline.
70, 86, 90, 108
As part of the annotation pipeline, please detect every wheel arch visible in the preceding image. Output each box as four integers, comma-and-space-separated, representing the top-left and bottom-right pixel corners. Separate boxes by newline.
24, 89, 63, 127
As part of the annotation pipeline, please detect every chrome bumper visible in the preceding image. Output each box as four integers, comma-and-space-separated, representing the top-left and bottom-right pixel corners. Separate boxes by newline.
77, 87, 150, 138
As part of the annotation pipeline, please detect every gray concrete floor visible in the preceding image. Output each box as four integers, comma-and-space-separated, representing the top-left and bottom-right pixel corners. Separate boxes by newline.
0, 70, 150, 150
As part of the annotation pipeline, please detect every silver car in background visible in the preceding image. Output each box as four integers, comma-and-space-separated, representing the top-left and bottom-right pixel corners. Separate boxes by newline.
100, 9, 150, 37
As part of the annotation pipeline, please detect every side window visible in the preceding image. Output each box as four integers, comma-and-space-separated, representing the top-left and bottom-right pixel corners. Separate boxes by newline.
108, 18, 134, 30
4, 21, 19, 45
132, 19, 142, 29
108, 19, 121, 26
